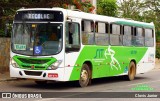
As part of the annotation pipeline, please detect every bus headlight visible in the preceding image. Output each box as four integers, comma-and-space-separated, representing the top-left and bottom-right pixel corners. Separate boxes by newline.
48, 60, 62, 70
11, 58, 19, 68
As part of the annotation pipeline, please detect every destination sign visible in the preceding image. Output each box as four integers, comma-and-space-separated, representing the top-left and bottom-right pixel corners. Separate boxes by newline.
23, 13, 54, 20
14, 11, 63, 22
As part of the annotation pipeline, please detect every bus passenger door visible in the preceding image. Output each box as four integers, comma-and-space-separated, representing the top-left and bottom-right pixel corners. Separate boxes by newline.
64, 20, 81, 81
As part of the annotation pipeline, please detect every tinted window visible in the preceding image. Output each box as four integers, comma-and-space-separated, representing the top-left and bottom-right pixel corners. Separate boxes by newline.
110, 24, 122, 45
133, 28, 144, 46
123, 26, 132, 46
12, 23, 63, 56
95, 22, 109, 45
82, 20, 94, 45
145, 29, 154, 47
65, 22, 80, 52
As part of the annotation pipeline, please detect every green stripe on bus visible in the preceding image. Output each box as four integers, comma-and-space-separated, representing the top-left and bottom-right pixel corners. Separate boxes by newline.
115, 21, 154, 29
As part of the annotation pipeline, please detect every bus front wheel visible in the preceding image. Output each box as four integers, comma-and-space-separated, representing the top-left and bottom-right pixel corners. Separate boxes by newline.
79, 64, 91, 87
125, 61, 136, 81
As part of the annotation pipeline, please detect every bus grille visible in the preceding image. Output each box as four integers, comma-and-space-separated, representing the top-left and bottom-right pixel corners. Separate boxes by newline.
22, 65, 45, 69
24, 71, 42, 76
17, 58, 50, 64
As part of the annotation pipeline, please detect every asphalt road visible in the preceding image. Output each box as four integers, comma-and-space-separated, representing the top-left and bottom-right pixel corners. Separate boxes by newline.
0, 68, 160, 101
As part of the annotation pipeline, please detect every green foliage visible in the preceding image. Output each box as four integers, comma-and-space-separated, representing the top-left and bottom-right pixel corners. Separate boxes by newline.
156, 47, 160, 59
0, 29, 5, 37
97, 0, 117, 17
118, 0, 145, 21
65, 0, 95, 13
156, 31, 160, 42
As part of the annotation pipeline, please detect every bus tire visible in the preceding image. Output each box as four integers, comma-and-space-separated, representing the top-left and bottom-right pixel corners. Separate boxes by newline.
79, 64, 91, 87
125, 61, 136, 81
35, 80, 47, 85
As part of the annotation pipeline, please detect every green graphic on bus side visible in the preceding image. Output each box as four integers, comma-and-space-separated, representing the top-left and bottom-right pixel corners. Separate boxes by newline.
69, 46, 148, 80
13, 55, 57, 70
94, 49, 104, 59
104, 46, 121, 70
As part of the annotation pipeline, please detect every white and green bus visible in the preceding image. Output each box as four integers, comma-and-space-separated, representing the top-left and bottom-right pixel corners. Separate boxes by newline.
10, 8, 155, 87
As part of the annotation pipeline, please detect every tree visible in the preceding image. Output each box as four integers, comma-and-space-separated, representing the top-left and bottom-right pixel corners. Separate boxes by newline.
117, 0, 146, 20
63, 0, 95, 13
145, 0, 160, 58
145, 0, 160, 14
97, 0, 117, 17
145, 0, 160, 30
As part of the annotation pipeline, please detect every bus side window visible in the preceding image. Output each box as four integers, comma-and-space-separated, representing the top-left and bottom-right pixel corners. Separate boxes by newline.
145, 28, 154, 47
110, 24, 122, 45
65, 22, 80, 52
123, 26, 132, 46
95, 22, 109, 45
135, 27, 144, 46
82, 20, 94, 45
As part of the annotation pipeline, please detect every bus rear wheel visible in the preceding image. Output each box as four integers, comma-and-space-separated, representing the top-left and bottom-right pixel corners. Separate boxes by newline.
125, 61, 136, 81
79, 64, 91, 87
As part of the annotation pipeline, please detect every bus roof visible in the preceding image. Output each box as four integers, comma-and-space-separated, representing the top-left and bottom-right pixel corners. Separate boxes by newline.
17, 7, 154, 29
66, 9, 154, 29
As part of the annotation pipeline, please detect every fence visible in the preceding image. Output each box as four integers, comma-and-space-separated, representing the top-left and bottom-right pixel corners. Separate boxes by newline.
0, 38, 10, 73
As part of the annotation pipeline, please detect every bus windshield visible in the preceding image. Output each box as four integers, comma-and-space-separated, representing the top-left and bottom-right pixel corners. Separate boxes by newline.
11, 23, 63, 56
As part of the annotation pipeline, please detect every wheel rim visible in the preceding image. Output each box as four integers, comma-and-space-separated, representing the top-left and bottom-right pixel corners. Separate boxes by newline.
80, 69, 89, 84
129, 64, 135, 80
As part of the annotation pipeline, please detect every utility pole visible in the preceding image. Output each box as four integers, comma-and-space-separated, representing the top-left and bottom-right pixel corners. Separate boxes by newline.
90, 0, 97, 14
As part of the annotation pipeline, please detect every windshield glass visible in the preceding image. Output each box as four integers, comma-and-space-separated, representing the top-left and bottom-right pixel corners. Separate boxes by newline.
12, 23, 63, 56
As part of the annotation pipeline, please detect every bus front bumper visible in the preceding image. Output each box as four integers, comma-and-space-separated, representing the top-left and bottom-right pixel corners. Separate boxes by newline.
10, 65, 66, 81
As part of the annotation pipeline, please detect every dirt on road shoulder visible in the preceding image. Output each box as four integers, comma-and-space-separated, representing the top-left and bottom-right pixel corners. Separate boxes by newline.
155, 58, 160, 69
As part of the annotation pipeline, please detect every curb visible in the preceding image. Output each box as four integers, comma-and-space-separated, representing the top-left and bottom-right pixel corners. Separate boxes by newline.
0, 78, 17, 82
0, 78, 25, 82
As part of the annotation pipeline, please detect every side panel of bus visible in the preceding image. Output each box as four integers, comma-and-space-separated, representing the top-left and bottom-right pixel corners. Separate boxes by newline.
68, 45, 153, 81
